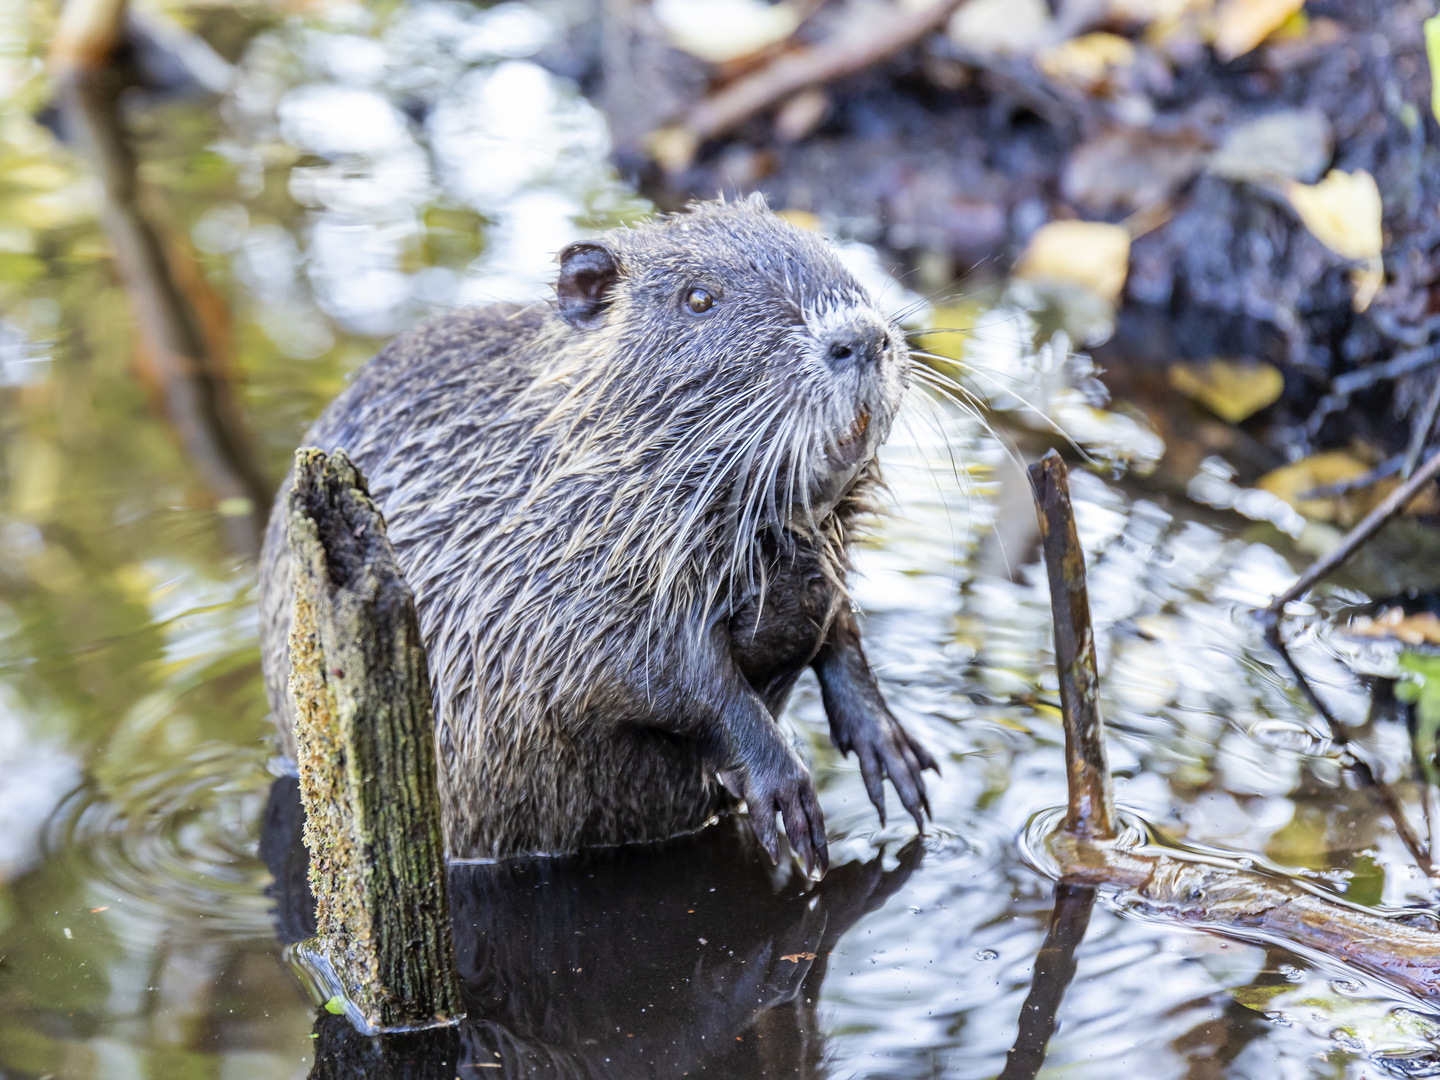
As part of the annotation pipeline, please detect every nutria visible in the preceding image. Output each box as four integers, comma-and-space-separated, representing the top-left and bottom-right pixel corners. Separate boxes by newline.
258, 197, 936, 875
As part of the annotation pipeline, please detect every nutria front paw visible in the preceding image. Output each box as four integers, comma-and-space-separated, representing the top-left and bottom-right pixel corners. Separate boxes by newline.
832, 707, 938, 831
720, 750, 829, 878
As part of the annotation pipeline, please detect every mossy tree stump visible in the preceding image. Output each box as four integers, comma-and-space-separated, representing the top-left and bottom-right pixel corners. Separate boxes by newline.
286, 447, 463, 1032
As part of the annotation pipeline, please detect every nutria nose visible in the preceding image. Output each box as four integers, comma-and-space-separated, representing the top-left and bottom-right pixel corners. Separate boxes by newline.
824, 321, 887, 370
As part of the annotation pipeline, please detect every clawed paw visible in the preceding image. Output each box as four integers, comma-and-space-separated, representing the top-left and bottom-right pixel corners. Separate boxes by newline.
721, 752, 829, 879
837, 710, 938, 831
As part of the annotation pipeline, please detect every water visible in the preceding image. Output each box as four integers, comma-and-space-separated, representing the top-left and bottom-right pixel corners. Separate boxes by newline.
2, 2, 1439, 1077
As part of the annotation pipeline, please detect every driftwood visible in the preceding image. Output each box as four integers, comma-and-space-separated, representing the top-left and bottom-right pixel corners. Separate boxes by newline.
649, 0, 969, 171
286, 448, 463, 1032
1016, 450, 1440, 1070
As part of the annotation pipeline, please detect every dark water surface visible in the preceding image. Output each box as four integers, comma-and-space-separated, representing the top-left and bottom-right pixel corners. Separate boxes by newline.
2, 2, 1439, 1077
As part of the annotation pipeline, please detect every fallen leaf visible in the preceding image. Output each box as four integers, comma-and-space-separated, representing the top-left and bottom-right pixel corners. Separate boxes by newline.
948, 0, 1053, 56
1212, 0, 1304, 61
652, 0, 801, 63
781, 952, 818, 962
1349, 608, 1440, 647
775, 208, 820, 231
1207, 109, 1331, 184
774, 87, 828, 143
1285, 169, 1383, 261
1427, 15, 1440, 124
644, 126, 699, 175
324, 995, 346, 1015
1168, 359, 1284, 423
1258, 450, 1373, 524
1036, 33, 1137, 88
1109, 0, 1212, 21
916, 300, 984, 363
1015, 221, 1131, 303
1350, 256, 1384, 313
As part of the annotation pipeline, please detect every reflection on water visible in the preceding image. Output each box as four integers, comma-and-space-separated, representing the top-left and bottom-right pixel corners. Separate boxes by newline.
265, 775, 923, 1078
2, 1, 1440, 1078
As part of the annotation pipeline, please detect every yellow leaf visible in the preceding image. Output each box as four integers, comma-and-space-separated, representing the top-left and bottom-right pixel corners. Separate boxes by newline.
915, 301, 984, 363
1036, 33, 1137, 87
774, 209, 820, 232
1258, 451, 1371, 523
1350, 255, 1383, 313
1109, 0, 1211, 21
1285, 169, 1383, 261
3, 162, 71, 189
1213, 0, 1304, 61
1426, 15, 1440, 125
1015, 221, 1130, 303
653, 0, 800, 63
8, 433, 62, 521
643, 126, 699, 174
1168, 358, 1283, 423
949, 0, 1053, 56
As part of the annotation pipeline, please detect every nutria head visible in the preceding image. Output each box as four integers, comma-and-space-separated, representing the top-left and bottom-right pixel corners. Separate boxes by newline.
540, 196, 910, 610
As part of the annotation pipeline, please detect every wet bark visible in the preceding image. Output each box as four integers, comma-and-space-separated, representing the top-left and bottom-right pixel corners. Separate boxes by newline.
1030, 449, 1116, 840
286, 447, 463, 1032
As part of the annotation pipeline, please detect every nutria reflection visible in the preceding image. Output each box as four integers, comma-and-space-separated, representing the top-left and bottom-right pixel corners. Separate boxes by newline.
260, 777, 920, 1078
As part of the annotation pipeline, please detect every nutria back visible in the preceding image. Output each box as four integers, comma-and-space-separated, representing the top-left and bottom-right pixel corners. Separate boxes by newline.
259, 197, 934, 866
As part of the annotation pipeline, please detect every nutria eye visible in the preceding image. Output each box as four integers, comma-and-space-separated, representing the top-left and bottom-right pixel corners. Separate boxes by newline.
685, 288, 714, 314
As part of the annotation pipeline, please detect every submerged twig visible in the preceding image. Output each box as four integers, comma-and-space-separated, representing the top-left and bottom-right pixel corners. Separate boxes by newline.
1261, 631, 1435, 877
1046, 832, 1440, 1002
1029, 449, 1115, 840
1261, 449, 1440, 877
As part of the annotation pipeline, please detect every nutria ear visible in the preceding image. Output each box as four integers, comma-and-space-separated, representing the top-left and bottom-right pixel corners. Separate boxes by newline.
556, 242, 621, 328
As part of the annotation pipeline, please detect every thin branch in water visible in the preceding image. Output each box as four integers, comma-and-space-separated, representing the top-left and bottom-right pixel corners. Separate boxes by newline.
1261, 624, 1434, 877
1029, 450, 1115, 840
49, 2, 271, 558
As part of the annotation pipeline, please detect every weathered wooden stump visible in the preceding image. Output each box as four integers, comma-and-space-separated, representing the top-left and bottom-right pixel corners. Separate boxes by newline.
286, 447, 463, 1032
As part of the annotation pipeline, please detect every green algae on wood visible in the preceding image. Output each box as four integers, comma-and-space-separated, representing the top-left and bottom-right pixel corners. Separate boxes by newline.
286, 447, 463, 1032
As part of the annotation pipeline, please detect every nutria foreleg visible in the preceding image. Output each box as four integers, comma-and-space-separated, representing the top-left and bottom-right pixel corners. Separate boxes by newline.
640, 620, 830, 877
813, 608, 937, 829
